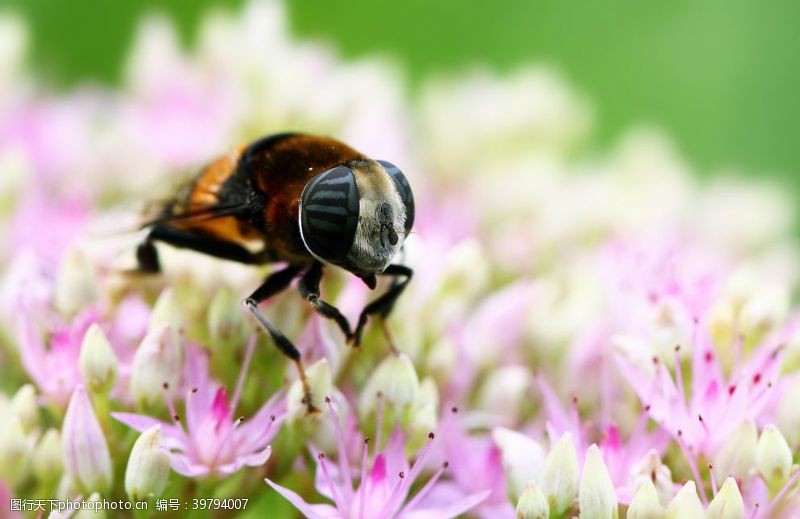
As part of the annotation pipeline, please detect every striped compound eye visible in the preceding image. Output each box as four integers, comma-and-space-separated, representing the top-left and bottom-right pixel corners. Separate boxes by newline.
299, 166, 360, 264
378, 160, 414, 234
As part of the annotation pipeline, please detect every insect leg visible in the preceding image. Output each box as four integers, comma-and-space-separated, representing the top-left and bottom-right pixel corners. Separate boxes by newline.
351, 264, 413, 348
243, 264, 319, 413
148, 225, 272, 264
297, 262, 353, 340
135, 238, 161, 273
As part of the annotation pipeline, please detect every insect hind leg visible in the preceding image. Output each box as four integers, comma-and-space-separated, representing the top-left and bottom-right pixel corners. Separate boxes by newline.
134, 237, 161, 274
244, 264, 319, 414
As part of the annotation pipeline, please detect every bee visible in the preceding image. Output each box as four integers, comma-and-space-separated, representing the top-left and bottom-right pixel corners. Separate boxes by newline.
136, 133, 414, 412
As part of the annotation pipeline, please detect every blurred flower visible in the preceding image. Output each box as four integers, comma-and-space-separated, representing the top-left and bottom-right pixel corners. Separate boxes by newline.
17, 307, 99, 407
0, 413, 30, 487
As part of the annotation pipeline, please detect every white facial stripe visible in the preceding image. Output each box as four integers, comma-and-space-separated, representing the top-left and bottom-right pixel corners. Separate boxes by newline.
347, 161, 406, 273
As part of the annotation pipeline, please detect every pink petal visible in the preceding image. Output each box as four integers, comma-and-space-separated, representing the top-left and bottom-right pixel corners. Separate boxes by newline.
265, 478, 330, 519
404, 489, 491, 519
111, 412, 185, 449
168, 454, 210, 477
222, 445, 271, 473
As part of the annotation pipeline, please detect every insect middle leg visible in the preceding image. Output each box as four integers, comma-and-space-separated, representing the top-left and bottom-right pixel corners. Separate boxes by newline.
297, 262, 353, 341
243, 264, 321, 413
351, 264, 413, 349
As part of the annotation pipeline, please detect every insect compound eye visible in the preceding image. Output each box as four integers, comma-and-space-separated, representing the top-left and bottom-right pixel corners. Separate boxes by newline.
377, 160, 414, 234
300, 165, 360, 264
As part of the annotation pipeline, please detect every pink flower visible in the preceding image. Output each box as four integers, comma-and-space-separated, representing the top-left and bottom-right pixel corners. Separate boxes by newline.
113, 336, 284, 477
14, 296, 149, 407
17, 307, 99, 407
266, 400, 490, 519
425, 417, 514, 519
615, 324, 794, 458
536, 378, 671, 502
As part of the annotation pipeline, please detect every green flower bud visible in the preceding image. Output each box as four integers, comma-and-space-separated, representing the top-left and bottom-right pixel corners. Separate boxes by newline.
627, 480, 664, 519
32, 428, 63, 483
706, 477, 744, 519
287, 358, 332, 420
579, 444, 618, 519
130, 324, 184, 408
149, 288, 185, 334
359, 353, 420, 417
10, 383, 38, 432
540, 432, 579, 516
713, 420, 757, 484
0, 414, 29, 486
756, 424, 793, 487
516, 481, 549, 519
54, 247, 97, 317
125, 425, 170, 501
79, 324, 119, 395
664, 481, 704, 519
207, 287, 246, 342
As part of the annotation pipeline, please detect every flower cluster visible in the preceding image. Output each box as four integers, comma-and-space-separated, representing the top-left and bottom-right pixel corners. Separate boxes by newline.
1, 1, 799, 518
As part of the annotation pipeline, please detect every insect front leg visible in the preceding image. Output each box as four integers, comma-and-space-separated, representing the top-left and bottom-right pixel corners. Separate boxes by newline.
297, 262, 353, 341
243, 264, 320, 413
351, 264, 413, 350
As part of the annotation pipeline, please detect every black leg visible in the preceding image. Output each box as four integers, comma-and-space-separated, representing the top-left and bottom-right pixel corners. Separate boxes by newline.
148, 225, 272, 265
135, 239, 161, 273
351, 264, 413, 347
243, 264, 319, 413
297, 263, 353, 341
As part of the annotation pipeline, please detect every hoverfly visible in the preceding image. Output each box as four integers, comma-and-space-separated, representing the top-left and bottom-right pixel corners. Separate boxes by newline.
136, 133, 414, 412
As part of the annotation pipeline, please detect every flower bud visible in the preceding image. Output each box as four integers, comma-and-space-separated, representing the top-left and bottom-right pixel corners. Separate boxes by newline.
627, 450, 674, 505
627, 480, 663, 519
32, 428, 63, 483
708, 300, 735, 349
149, 288, 185, 334
55, 473, 78, 500
207, 287, 246, 342
579, 444, 618, 519
664, 481, 703, 519
706, 477, 744, 519
79, 324, 118, 395
359, 353, 420, 416
492, 427, 545, 499
409, 378, 439, 436
776, 377, 800, 447
516, 481, 549, 519
130, 324, 184, 408
477, 365, 531, 423
0, 414, 30, 486
712, 420, 757, 483
287, 358, 332, 419
540, 432, 579, 516
62, 385, 112, 493
54, 247, 97, 317
756, 424, 793, 486
739, 287, 788, 341
10, 383, 38, 432
73, 493, 106, 519
125, 425, 170, 501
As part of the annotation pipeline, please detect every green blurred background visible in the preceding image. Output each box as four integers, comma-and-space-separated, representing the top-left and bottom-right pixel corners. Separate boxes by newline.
3, 0, 800, 191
